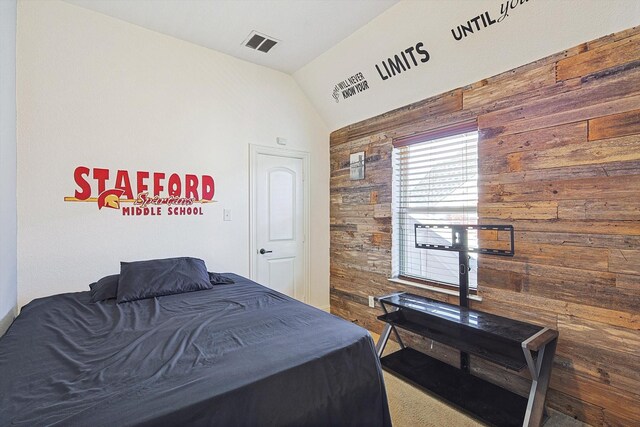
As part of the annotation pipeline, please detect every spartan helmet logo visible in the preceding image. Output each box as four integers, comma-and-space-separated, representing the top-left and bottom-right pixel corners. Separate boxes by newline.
97, 188, 126, 210
332, 85, 340, 103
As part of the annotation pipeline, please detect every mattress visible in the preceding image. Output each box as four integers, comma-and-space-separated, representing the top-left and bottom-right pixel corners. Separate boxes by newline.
0, 274, 391, 426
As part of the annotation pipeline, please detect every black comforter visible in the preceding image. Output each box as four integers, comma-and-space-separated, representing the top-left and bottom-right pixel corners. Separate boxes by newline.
0, 274, 391, 426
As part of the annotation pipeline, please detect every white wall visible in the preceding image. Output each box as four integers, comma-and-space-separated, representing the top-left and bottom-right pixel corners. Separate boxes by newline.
17, 1, 329, 309
295, 0, 640, 131
0, 0, 17, 336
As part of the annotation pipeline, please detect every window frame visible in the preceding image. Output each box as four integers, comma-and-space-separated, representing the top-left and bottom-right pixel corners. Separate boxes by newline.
391, 120, 479, 295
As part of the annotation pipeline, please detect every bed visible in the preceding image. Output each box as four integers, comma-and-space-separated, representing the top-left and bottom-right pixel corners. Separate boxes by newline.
0, 258, 391, 426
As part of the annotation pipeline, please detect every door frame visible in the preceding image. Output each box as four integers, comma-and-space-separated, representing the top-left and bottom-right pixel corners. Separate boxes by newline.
249, 144, 310, 303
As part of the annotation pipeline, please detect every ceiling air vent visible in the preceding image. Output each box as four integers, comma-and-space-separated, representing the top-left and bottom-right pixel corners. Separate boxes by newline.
243, 31, 279, 53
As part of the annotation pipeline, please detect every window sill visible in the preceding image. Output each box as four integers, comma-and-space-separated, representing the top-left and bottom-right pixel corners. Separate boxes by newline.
387, 277, 483, 302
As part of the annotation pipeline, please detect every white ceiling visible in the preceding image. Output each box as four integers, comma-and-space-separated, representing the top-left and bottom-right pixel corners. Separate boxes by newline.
63, 0, 399, 74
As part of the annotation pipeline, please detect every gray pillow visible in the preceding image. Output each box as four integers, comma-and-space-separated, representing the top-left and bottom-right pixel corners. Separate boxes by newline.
89, 274, 119, 302
117, 257, 213, 303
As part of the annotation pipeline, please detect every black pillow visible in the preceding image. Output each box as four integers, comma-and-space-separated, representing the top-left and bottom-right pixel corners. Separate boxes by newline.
89, 274, 119, 302
117, 257, 213, 303
208, 272, 234, 285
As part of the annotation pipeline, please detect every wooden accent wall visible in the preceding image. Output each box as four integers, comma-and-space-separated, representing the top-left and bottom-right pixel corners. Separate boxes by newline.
330, 27, 640, 426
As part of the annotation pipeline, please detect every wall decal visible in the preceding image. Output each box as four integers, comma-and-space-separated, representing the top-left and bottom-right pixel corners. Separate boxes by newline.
332, 72, 370, 103
451, 0, 532, 41
374, 42, 430, 81
64, 166, 215, 216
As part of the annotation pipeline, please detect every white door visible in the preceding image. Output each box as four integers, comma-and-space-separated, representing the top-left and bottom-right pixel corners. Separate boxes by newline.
252, 148, 308, 301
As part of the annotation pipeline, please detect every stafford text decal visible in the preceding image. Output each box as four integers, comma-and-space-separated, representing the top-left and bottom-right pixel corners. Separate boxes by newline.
64, 166, 215, 216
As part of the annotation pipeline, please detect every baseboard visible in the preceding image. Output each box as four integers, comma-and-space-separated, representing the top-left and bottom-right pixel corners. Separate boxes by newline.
0, 305, 16, 337
318, 305, 331, 313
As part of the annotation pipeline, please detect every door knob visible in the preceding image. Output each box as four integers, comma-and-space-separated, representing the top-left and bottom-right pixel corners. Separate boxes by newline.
259, 248, 273, 254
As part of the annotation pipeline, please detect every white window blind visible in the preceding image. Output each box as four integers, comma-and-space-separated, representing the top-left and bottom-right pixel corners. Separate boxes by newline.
392, 128, 479, 288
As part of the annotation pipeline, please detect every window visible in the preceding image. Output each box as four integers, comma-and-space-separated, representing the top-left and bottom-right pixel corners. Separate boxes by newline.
392, 123, 479, 290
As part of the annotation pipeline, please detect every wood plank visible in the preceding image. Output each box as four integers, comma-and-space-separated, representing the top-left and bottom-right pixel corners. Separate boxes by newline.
389, 75, 579, 142
479, 258, 616, 289
331, 167, 392, 190
506, 133, 640, 172
586, 25, 640, 50
469, 356, 531, 397
505, 219, 640, 236
330, 255, 389, 276
588, 108, 640, 140
329, 224, 357, 232
478, 287, 639, 331
480, 174, 640, 203
478, 260, 640, 313
330, 293, 381, 333
330, 283, 389, 308
556, 315, 640, 394
506, 229, 640, 250
331, 203, 374, 215
471, 296, 558, 329
332, 89, 463, 143
556, 341, 640, 397
373, 203, 391, 219
463, 42, 585, 91
330, 286, 369, 307
556, 33, 640, 81
330, 131, 390, 152
463, 63, 556, 110
522, 279, 636, 314
330, 184, 387, 195
558, 199, 640, 221
341, 192, 376, 205
566, 302, 640, 335
509, 241, 609, 271
385, 108, 479, 143
609, 249, 640, 275
478, 65, 640, 138
478, 267, 525, 293
483, 159, 640, 186
470, 77, 583, 120
402, 330, 463, 369
329, 128, 349, 147
551, 365, 640, 422
484, 93, 640, 139
479, 122, 587, 175
604, 409, 640, 427
479, 201, 558, 220
462, 44, 587, 114
546, 389, 604, 427
330, 273, 389, 293
479, 122, 587, 156
481, 61, 640, 129
616, 274, 640, 291
557, 315, 639, 357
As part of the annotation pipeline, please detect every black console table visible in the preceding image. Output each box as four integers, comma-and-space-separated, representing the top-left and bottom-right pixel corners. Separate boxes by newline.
376, 292, 558, 427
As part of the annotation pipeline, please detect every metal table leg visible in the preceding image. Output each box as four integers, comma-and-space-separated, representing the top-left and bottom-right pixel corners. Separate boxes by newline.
375, 323, 393, 358
375, 304, 404, 358
522, 329, 558, 427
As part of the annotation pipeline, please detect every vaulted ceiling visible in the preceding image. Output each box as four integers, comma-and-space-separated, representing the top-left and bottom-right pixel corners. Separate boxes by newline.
64, 0, 399, 74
